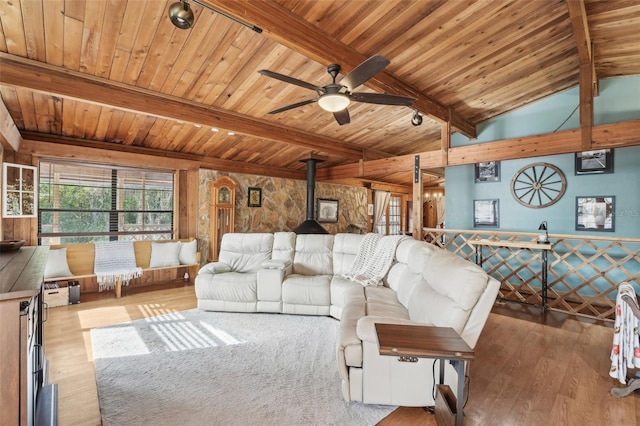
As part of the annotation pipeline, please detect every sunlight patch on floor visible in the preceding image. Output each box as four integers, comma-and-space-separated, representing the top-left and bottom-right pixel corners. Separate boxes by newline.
92, 326, 150, 359
151, 320, 224, 351
137, 303, 182, 319
83, 330, 95, 362
77, 306, 131, 329
200, 321, 246, 346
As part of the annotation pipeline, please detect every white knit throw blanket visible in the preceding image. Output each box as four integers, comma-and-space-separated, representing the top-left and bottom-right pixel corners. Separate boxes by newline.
94, 241, 143, 292
343, 233, 408, 287
610, 282, 640, 384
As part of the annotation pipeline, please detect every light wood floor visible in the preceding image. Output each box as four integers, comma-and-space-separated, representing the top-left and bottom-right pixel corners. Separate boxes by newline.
44, 284, 640, 426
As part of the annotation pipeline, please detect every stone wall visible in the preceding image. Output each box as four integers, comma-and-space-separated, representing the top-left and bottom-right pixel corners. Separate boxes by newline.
198, 170, 369, 261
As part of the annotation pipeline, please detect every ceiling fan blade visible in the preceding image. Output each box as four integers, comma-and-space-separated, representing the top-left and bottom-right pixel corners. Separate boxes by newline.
333, 109, 350, 126
258, 69, 319, 92
267, 98, 317, 114
341, 55, 390, 91
351, 92, 416, 106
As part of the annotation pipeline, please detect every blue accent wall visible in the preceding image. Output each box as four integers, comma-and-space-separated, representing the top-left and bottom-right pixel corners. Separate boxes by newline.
446, 76, 640, 237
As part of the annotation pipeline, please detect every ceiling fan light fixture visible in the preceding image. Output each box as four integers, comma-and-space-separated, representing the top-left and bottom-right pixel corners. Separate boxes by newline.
169, 1, 194, 29
318, 93, 350, 112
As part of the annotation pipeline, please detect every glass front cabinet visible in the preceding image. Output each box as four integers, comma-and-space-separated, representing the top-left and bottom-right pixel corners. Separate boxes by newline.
2, 162, 38, 218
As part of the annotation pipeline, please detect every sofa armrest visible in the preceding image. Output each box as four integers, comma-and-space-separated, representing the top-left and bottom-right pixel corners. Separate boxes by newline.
262, 259, 292, 270
198, 262, 232, 275
356, 316, 426, 344
256, 260, 293, 303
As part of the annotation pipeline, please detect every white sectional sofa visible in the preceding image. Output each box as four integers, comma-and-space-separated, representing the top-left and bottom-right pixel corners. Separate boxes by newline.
195, 232, 500, 407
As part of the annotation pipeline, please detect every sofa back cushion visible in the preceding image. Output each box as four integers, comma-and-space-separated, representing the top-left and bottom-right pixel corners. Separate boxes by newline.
407, 249, 489, 336
293, 234, 334, 275
272, 232, 296, 263
332, 233, 364, 276
386, 263, 423, 308
386, 239, 439, 307
218, 233, 274, 273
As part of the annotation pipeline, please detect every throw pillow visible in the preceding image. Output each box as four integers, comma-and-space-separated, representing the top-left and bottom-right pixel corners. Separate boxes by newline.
149, 241, 181, 268
179, 240, 198, 265
44, 248, 74, 279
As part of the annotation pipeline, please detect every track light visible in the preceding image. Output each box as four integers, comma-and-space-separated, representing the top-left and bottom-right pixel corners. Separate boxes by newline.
168, 1, 194, 29
168, 0, 263, 33
411, 110, 423, 126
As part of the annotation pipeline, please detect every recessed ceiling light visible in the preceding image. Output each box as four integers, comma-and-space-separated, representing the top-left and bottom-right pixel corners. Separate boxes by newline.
194, 124, 202, 128
211, 128, 219, 132
228, 131, 235, 136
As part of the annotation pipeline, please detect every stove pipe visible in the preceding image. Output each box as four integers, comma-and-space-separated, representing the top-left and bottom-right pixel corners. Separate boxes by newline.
294, 158, 329, 234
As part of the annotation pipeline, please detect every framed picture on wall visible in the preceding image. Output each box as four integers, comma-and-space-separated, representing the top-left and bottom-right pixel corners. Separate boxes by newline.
575, 196, 615, 232
575, 149, 614, 175
248, 187, 262, 207
475, 161, 500, 183
473, 199, 499, 227
317, 198, 339, 222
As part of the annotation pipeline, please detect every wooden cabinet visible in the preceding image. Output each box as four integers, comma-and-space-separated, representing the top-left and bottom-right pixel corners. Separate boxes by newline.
0, 246, 50, 425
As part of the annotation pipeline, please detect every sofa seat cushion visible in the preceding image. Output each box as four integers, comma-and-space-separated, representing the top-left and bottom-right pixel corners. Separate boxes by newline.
195, 272, 257, 302
364, 286, 400, 305
330, 276, 365, 309
282, 274, 331, 306
366, 301, 410, 319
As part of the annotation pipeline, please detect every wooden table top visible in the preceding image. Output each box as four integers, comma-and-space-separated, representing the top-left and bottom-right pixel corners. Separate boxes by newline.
375, 323, 474, 360
0, 246, 48, 301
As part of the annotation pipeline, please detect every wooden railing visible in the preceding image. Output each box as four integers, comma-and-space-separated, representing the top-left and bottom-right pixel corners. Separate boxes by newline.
422, 228, 640, 321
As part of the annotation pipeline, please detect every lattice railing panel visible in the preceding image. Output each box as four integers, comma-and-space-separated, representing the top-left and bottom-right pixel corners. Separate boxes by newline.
422, 228, 640, 320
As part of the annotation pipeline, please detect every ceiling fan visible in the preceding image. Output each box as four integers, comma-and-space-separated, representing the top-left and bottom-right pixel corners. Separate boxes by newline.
258, 55, 416, 125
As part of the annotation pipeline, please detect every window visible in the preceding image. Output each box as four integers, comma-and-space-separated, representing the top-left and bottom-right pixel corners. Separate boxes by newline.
376, 195, 402, 235
38, 160, 174, 245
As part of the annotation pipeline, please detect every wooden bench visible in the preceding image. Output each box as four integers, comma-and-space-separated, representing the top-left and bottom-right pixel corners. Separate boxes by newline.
44, 239, 201, 298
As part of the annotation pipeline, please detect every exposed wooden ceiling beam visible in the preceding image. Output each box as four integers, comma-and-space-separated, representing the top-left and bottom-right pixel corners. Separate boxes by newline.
566, 0, 599, 95
567, 0, 596, 151
319, 119, 640, 179
0, 52, 391, 161
0, 99, 22, 152
20, 132, 306, 180
206, 0, 477, 139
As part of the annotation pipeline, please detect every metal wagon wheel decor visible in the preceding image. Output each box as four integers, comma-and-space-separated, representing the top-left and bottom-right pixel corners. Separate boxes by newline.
510, 162, 566, 208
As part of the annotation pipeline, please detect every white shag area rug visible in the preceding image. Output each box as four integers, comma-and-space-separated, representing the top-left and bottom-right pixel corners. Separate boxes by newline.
91, 310, 395, 426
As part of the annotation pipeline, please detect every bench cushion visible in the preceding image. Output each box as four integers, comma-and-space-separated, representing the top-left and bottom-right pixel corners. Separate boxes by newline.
149, 241, 181, 267
44, 248, 73, 279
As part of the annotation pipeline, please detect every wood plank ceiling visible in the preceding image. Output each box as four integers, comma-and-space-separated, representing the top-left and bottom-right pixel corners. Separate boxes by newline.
0, 0, 639, 188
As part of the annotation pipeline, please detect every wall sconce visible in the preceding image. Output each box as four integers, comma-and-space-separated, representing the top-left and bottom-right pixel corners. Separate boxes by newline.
411, 110, 423, 126
537, 221, 549, 244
